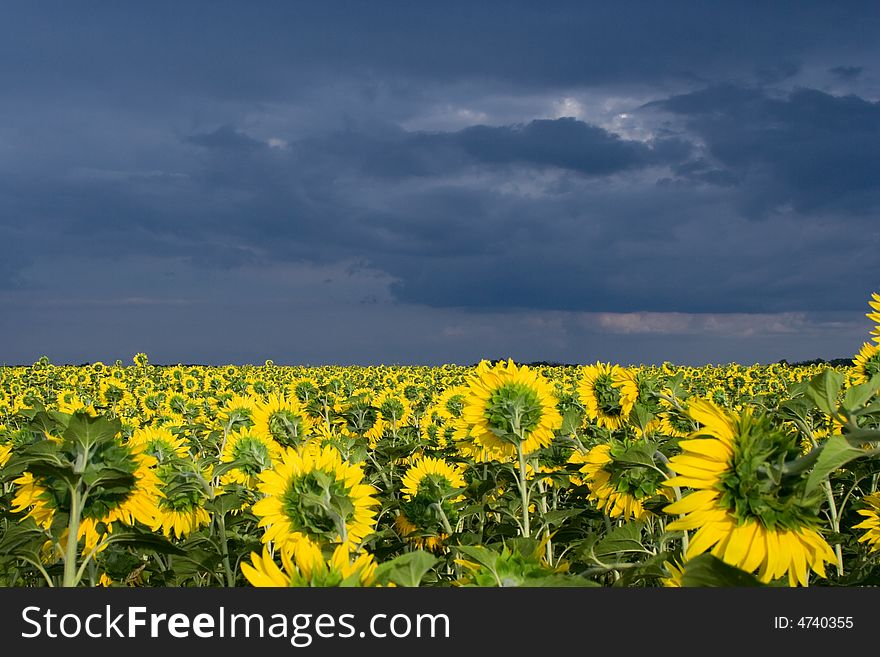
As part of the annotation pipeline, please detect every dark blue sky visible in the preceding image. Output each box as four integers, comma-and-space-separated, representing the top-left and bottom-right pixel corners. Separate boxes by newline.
2, 1, 879, 366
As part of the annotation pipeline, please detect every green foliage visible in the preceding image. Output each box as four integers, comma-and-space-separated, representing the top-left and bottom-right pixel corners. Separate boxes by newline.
374, 550, 437, 587
680, 554, 763, 587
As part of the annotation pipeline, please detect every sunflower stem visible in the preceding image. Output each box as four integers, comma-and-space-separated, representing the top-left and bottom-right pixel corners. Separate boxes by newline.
62, 483, 83, 587
431, 502, 455, 537
515, 441, 531, 539
214, 511, 235, 587
218, 423, 230, 461
534, 470, 553, 565
366, 451, 392, 490
821, 478, 844, 577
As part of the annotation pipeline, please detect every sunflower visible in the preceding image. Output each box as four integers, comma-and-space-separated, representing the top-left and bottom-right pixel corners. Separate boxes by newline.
0, 442, 12, 468
421, 386, 468, 449
393, 512, 447, 552
138, 391, 166, 421
578, 439, 670, 520
164, 393, 202, 422
658, 392, 693, 438
454, 537, 564, 587
242, 540, 378, 587
663, 399, 837, 586
418, 408, 447, 447
400, 456, 466, 500
288, 377, 320, 404
394, 456, 466, 551
853, 493, 880, 553
98, 376, 130, 407
373, 390, 414, 435
216, 393, 259, 430
252, 395, 314, 447
435, 385, 468, 420
220, 428, 284, 489
868, 291, 880, 344
128, 426, 189, 463
852, 341, 880, 385
458, 359, 562, 460
11, 441, 161, 551
151, 461, 212, 539
252, 444, 379, 553
578, 363, 638, 430
180, 374, 202, 395
55, 391, 96, 416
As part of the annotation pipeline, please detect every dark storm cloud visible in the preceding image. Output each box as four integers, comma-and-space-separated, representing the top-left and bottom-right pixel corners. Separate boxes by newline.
185, 127, 266, 153
3, 2, 879, 100
2, 1, 880, 364
829, 66, 864, 80
651, 86, 880, 216
191, 118, 690, 180
170, 103, 878, 315
453, 120, 691, 175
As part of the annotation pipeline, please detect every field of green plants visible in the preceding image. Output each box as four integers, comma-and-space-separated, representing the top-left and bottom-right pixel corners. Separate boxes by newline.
1, 293, 879, 587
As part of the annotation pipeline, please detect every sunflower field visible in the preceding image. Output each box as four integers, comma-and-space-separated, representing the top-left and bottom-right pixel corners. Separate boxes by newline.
1, 294, 880, 588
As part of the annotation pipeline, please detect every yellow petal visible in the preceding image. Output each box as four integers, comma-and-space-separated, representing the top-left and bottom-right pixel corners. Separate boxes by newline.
664, 489, 720, 516
668, 457, 727, 478
724, 521, 757, 568
688, 399, 736, 444
686, 522, 725, 558
680, 438, 733, 462
741, 523, 767, 574
759, 529, 779, 582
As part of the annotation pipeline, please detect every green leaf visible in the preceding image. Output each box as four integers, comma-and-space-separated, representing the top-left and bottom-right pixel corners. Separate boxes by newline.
612, 442, 658, 470
0, 519, 49, 556
63, 413, 121, 455
3, 441, 71, 481
454, 545, 499, 571
102, 527, 187, 556
804, 434, 869, 493
777, 399, 811, 423
843, 380, 880, 413
170, 548, 223, 578
630, 404, 654, 434
592, 522, 649, 558
680, 554, 762, 587
541, 509, 583, 527
82, 466, 136, 489
374, 550, 437, 587
787, 381, 811, 399
561, 409, 582, 436
205, 491, 247, 516
206, 459, 244, 479
27, 411, 69, 438
806, 369, 844, 417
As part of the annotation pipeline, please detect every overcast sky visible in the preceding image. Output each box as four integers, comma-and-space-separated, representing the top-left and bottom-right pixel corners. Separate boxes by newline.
1, 1, 879, 366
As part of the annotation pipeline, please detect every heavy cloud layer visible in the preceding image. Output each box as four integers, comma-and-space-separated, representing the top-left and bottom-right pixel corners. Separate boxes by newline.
1, 2, 878, 364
